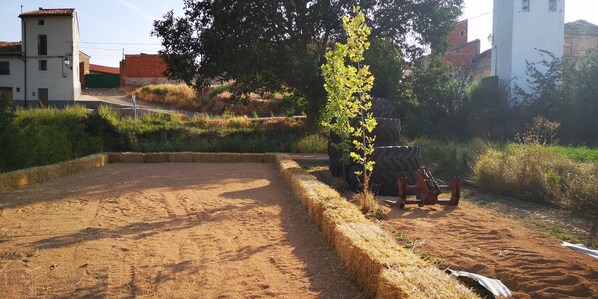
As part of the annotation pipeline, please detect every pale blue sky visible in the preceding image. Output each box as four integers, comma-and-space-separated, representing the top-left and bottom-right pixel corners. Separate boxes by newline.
1, 0, 597, 67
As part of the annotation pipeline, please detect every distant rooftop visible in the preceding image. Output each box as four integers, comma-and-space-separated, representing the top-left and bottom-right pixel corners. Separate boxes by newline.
0, 41, 22, 56
565, 20, 598, 37
19, 8, 75, 18
90, 64, 120, 75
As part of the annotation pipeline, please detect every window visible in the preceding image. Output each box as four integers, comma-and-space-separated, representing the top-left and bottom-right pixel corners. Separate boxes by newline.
0, 61, 9, 75
16, 87, 20, 92
38, 35, 47, 55
522, 0, 530, 12
548, 0, 557, 12
39, 60, 47, 71
460, 30, 466, 36
38, 19, 44, 25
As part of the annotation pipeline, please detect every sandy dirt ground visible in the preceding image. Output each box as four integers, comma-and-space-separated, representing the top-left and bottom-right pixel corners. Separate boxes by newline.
301, 164, 598, 299
0, 163, 362, 298
384, 201, 598, 299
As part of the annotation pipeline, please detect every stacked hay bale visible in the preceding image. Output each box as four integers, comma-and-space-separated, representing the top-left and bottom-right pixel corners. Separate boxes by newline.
277, 155, 478, 298
328, 98, 422, 196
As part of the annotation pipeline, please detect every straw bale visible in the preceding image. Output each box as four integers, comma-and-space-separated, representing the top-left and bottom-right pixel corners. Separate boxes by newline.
0, 154, 108, 192
262, 154, 276, 163
216, 153, 241, 163
274, 154, 478, 298
192, 153, 217, 163
144, 152, 170, 163
377, 267, 479, 299
238, 153, 263, 163
110, 152, 145, 163
168, 152, 194, 162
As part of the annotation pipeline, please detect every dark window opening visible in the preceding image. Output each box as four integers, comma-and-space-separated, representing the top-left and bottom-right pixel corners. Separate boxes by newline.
549, 0, 557, 12
522, 0, 530, 12
16, 87, 20, 92
0, 61, 9, 75
38, 19, 45, 25
460, 30, 466, 36
39, 60, 47, 71
38, 35, 47, 55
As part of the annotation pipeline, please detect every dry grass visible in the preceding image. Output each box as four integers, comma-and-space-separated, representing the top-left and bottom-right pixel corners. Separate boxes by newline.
0, 154, 108, 192
275, 155, 478, 298
471, 144, 598, 213
129, 84, 197, 110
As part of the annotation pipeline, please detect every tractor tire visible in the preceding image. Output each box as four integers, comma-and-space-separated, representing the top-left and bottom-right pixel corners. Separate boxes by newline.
344, 163, 362, 192
371, 146, 422, 170
373, 118, 401, 145
329, 154, 343, 177
327, 140, 344, 177
344, 165, 417, 196
370, 169, 417, 196
370, 97, 395, 118
349, 117, 401, 146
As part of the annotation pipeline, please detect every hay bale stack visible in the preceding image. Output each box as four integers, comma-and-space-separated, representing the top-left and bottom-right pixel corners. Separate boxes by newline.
108, 152, 145, 163
168, 152, 194, 162
275, 154, 478, 298
145, 152, 170, 163
0, 154, 108, 192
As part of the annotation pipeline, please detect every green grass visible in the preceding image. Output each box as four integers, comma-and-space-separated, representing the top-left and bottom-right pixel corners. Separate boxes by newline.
0, 106, 319, 172
546, 145, 598, 163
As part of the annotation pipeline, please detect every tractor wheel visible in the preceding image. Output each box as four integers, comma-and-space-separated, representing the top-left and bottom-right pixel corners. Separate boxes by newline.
328, 155, 343, 177
349, 117, 401, 146
370, 97, 395, 118
371, 146, 422, 170
369, 169, 418, 196
373, 118, 401, 145
345, 164, 362, 192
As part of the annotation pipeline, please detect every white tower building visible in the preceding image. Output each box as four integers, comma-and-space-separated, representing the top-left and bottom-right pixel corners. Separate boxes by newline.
491, 0, 565, 99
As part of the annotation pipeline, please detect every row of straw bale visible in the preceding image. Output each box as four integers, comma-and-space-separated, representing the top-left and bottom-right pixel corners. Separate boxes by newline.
0, 154, 108, 192
275, 154, 478, 298
107, 152, 276, 164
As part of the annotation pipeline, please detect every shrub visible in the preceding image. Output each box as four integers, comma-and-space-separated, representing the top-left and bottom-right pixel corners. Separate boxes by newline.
471, 143, 598, 213
131, 84, 197, 109
296, 133, 327, 153
2, 106, 104, 172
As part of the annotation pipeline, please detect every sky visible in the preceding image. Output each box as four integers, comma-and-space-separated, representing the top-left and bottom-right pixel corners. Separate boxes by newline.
1, 0, 598, 67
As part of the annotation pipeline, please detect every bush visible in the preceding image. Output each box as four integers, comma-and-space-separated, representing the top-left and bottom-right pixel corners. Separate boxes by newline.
471, 143, 598, 213
1, 106, 104, 172
131, 84, 197, 109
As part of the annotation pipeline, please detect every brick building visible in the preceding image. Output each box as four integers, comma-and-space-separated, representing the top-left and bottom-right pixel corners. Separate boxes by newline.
443, 20, 481, 72
564, 20, 598, 64
120, 53, 178, 86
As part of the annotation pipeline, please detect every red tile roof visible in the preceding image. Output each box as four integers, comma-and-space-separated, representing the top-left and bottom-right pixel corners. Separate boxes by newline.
19, 8, 75, 18
90, 64, 120, 75
0, 41, 22, 56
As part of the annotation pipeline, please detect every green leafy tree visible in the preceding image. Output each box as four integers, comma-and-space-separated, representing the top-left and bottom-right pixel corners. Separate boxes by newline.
321, 7, 376, 212
152, 0, 464, 127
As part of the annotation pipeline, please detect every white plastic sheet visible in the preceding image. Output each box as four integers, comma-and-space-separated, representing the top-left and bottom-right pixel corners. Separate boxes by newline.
448, 269, 512, 298
561, 241, 598, 259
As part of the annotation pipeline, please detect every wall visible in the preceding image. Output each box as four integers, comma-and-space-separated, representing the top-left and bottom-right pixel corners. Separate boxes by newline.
492, 0, 564, 98
491, 0, 515, 89
22, 15, 77, 106
564, 35, 598, 62
510, 0, 564, 95
447, 20, 468, 49
444, 39, 480, 71
0, 56, 25, 103
120, 54, 180, 86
